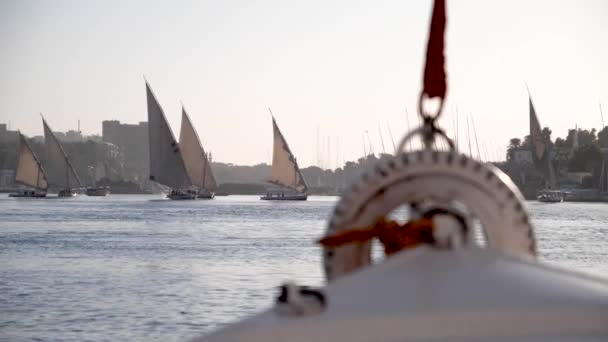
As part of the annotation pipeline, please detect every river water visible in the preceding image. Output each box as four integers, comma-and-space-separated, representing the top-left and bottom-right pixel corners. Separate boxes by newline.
1, 194, 607, 341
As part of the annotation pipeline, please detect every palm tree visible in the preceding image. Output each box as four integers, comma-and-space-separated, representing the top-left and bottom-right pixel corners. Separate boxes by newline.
507, 138, 521, 161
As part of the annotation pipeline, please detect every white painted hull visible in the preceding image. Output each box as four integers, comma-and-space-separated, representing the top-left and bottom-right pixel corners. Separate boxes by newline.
195, 247, 608, 341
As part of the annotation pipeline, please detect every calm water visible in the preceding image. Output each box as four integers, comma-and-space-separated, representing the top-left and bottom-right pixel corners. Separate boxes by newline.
1, 194, 607, 341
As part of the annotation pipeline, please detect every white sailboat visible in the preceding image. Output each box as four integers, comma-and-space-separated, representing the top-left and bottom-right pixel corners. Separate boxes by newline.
9, 133, 48, 198
261, 112, 308, 201
179, 106, 217, 199
42, 116, 82, 197
145, 81, 195, 200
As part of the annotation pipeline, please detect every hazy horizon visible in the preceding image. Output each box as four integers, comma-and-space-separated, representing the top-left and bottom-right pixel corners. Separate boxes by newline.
1, 0, 607, 167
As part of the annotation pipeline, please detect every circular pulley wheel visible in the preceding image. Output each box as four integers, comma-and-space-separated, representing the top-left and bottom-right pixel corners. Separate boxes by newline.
323, 151, 536, 282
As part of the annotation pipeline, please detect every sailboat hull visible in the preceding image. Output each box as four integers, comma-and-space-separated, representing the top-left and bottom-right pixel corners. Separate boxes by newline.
58, 189, 78, 198
86, 187, 110, 196
167, 190, 197, 200
197, 191, 215, 199
9, 190, 47, 198
537, 190, 564, 203
260, 193, 308, 201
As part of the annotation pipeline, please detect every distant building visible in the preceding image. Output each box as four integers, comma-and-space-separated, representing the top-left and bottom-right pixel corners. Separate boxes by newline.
0, 123, 18, 144
512, 149, 532, 164
102, 120, 149, 181
54, 130, 85, 142
566, 172, 592, 185
102, 120, 148, 146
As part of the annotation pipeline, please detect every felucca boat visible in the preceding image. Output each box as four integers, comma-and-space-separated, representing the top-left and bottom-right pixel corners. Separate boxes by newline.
145, 81, 195, 200
528, 92, 563, 203
179, 106, 217, 199
42, 116, 82, 197
261, 113, 308, 201
9, 133, 48, 198
195, 1, 608, 340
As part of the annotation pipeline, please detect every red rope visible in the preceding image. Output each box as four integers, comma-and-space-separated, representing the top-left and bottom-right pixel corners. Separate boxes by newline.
319, 218, 435, 256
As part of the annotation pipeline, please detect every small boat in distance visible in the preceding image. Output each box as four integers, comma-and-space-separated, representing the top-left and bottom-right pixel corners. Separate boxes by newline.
537, 190, 564, 203
42, 116, 82, 197
9, 133, 48, 198
86, 186, 110, 196
179, 106, 217, 199
85, 165, 110, 196
528, 92, 560, 202
261, 112, 308, 201
145, 81, 195, 200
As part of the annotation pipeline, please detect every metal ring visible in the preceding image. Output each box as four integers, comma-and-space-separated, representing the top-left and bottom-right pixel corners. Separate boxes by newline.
395, 125, 455, 154
418, 91, 445, 121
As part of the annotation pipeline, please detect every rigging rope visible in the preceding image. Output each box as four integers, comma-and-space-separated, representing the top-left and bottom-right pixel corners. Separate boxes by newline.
320, 0, 451, 253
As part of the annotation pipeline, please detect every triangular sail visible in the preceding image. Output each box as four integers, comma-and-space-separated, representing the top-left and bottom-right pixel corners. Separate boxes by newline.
15, 133, 48, 190
528, 96, 556, 189
529, 98, 545, 161
146, 82, 192, 189
268, 116, 308, 193
179, 107, 217, 192
42, 117, 81, 189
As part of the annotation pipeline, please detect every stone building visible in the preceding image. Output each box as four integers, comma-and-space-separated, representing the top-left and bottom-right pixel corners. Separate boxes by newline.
102, 120, 149, 182
0, 123, 18, 144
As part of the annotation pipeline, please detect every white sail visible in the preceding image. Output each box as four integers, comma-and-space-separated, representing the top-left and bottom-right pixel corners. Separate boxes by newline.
268, 116, 308, 193
15, 133, 48, 191
42, 117, 81, 189
179, 107, 217, 192
146, 82, 191, 189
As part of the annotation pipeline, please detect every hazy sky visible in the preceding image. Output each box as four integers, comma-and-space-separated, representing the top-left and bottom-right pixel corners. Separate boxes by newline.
1, 0, 607, 167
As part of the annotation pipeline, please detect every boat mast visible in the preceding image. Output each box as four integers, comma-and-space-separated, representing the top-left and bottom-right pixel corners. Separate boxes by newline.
202, 152, 207, 191
471, 114, 481, 161
378, 123, 386, 154
365, 130, 374, 156
600, 102, 605, 129
405, 108, 413, 151
362, 133, 367, 157
386, 122, 396, 153
66, 158, 70, 190
466, 115, 473, 158
293, 157, 297, 192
